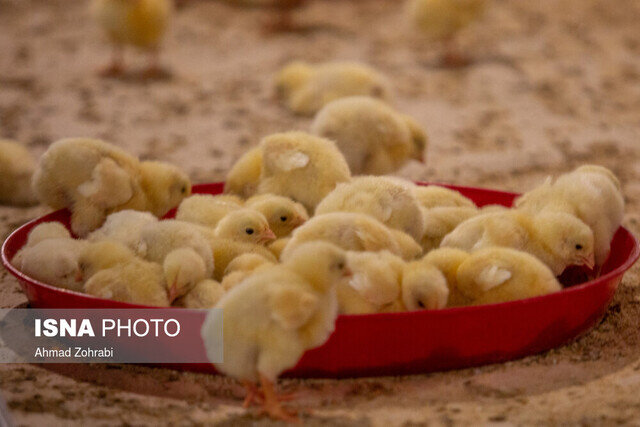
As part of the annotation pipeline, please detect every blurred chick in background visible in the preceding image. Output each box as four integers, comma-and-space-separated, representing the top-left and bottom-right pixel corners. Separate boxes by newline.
407, 0, 486, 67
0, 139, 38, 206
310, 97, 427, 175
91, 0, 173, 77
276, 61, 393, 116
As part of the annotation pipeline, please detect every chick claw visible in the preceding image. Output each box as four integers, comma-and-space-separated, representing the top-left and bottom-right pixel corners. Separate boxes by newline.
257, 373, 300, 423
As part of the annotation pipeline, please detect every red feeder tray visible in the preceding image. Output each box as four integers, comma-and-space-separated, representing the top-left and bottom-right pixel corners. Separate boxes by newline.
2, 183, 638, 378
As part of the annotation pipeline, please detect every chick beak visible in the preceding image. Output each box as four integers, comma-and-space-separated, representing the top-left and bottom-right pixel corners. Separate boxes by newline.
167, 280, 179, 303
342, 267, 353, 278
75, 270, 84, 283
292, 215, 306, 227
259, 229, 276, 244
417, 152, 425, 163
580, 253, 596, 270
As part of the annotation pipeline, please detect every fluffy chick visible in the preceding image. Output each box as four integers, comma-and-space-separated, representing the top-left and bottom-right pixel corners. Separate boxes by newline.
268, 238, 291, 260
441, 210, 595, 276
214, 208, 276, 245
14, 238, 88, 291
515, 165, 624, 267
87, 209, 158, 250
0, 139, 38, 206
456, 247, 562, 305
174, 279, 225, 309
25, 222, 72, 248
245, 194, 309, 238
90, 0, 172, 76
316, 176, 425, 240
175, 194, 243, 228
225, 147, 263, 198
256, 132, 352, 213
203, 242, 351, 421
275, 61, 393, 116
421, 206, 479, 251
399, 259, 449, 311
310, 97, 427, 174
422, 247, 471, 306
407, 0, 486, 67
33, 138, 190, 236
414, 185, 476, 209
221, 253, 275, 291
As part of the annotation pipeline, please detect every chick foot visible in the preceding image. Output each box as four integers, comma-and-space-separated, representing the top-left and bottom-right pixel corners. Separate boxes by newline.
242, 381, 262, 408
257, 373, 300, 423
440, 51, 472, 68
99, 62, 125, 77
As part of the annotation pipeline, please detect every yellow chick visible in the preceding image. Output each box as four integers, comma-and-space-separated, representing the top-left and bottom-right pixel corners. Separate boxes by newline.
441, 210, 595, 276
0, 139, 38, 206
14, 238, 88, 291
275, 61, 393, 116
407, 0, 487, 67
337, 251, 404, 314
315, 176, 425, 240
174, 279, 225, 309
245, 194, 309, 238
422, 247, 471, 306
225, 147, 263, 199
421, 206, 478, 251
388, 229, 424, 260
24, 222, 72, 248
399, 259, 449, 311
203, 241, 351, 421
221, 253, 275, 291
213, 208, 276, 245
515, 165, 624, 267
282, 212, 413, 260
33, 138, 191, 236
268, 237, 291, 260
310, 97, 427, 175
90, 0, 173, 76
87, 209, 158, 250
456, 247, 562, 305
175, 194, 243, 229
414, 185, 476, 209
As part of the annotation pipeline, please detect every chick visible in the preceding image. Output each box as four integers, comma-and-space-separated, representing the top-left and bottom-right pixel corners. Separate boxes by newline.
456, 247, 562, 305
245, 194, 309, 238
422, 247, 471, 306
214, 208, 276, 245
203, 242, 351, 421
24, 222, 72, 248
33, 138, 190, 236
175, 194, 243, 228
225, 147, 263, 198
221, 253, 274, 291
0, 139, 38, 206
515, 165, 624, 267
268, 238, 290, 260
407, 0, 487, 67
421, 206, 478, 251
174, 279, 225, 309
399, 260, 449, 311
440, 210, 595, 276
90, 0, 173, 76
275, 61, 393, 116
282, 212, 411, 260
388, 229, 424, 260
256, 132, 352, 213
310, 97, 427, 174
87, 210, 158, 250
14, 238, 88, 291
337, 251, 404, 314
414, 185, 476, 209
315, 176, 425, 240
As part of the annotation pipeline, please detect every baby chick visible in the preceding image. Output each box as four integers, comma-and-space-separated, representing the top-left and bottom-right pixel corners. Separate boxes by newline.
203, 242, 351, 421
441, 210, 595, 276
407, 0, 487, 67
174, 279, 225, 309
421, 206, 478, 251
310, 97, 427, 174
422, 247, 471, 306
268, 238, 290, 259
24, 222, 72, 248
87, 209, 158, 250
315, 176, 425, 240
456, 247, 562, 305
256, 132, 352, 213
15, 238, 88, 291
275, 61, 393, 116
388, 229, 424, 260
399, 259, 449, 311
414, 185, 476, 209
245, 194, 309, 238
0, 139, 38, 206
90, 0, 173, 77
225, 147, 263, 199
33, 138, 191, 236
175, 194, 243, 228
515, 165, 624, 267
221, 253, 274, 291
213, 208, 276, 245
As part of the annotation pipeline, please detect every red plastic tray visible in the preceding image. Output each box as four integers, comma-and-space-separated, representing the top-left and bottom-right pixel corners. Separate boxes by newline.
2, 183, 638, 378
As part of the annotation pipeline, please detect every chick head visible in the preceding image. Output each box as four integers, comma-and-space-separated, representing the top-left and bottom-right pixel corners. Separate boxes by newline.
163, 248, 208, 303
139, 161, 191, 216
403, 115, 428, 163
214, 208, 276, 245
26, 222, 71, 247
282, 241, 352, 292
246, 194, 309, 238
401, 262, 449, 311
78, 240, 136, 282
20, 240, 84, 289
224, 253, 272, 276
275, 61, 313, 97
533, 212, 595, 270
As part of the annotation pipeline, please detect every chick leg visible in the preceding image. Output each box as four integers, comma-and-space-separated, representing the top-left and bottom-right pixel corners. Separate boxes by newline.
99, 44, 125, 77
440, 37, 471, 68
142, 48, 170, 80
257, 373, 299, 423
242, 381, 262, 408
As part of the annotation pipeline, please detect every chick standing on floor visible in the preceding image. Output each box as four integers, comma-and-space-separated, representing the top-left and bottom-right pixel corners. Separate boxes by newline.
91, 0, 173, 77
0, 139, 39, 206
202, 242, 352, 421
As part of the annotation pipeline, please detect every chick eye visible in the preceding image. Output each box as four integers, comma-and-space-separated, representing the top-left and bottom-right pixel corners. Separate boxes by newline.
180, 185, 187, 194
280, 216, 288, 222
575, 244, 583, 250
417, 301, 425, 309
337, 262, 345, 269
245, 228, 254, 235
